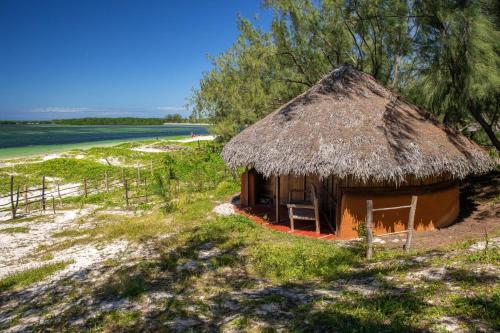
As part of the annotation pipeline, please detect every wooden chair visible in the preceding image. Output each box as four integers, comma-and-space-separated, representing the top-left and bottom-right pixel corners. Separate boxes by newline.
287, 184, 320, 234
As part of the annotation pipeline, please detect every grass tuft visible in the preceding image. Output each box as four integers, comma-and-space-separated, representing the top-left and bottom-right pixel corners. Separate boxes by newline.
0, 226, 29, 234
0, 261, 73, 292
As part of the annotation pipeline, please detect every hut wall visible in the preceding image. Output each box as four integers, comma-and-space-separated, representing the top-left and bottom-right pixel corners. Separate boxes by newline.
278, 174, 321, 205
337, 182, 460, 239
240, 169, 258, 207
339, 174, 454, 188
287, 175, 307, 201
241, 172, 325, 206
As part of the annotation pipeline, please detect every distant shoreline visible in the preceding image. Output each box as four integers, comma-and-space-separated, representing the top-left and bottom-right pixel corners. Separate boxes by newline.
0, 134, 203, 160
0, 117, 210, 126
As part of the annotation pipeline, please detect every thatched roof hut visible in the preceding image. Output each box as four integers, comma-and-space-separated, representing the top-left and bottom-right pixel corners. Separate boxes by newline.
222, 66, 494, 183
222, 66, 495, 240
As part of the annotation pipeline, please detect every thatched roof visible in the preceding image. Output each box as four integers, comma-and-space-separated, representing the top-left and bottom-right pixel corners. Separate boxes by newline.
222, 66, 495, 182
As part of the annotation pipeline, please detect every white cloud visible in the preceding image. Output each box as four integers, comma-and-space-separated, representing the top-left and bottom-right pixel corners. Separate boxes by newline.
156, 106, 186, 112
23, 106, 189, 119
29, 107, 94, 113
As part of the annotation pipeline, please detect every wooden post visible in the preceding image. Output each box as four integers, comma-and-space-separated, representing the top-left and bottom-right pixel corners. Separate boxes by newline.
10, 176, 15, 219
136, 166, 141, 187
144, 178, 148, 203
366, 200, 374, 259
24, 184, 28, 213
57, 182, 62, 203
15, 185, 20, 217
275, 175, 280, 223
52, 196, 56, 214
121, 168, 125, 184
124, 178, 129, 208
42, 176, 46, 212
405, 196, 418, 253
245, 168, 250, 207
83, 178, 88, 197
105, 171, 109, 193
303, 175, 307, 201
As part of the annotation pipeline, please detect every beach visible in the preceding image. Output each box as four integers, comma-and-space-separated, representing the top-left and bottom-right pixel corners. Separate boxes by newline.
0, 124, 210, 159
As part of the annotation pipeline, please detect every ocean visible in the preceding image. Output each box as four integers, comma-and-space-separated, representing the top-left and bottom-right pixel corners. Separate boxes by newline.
0, 124, 209, 159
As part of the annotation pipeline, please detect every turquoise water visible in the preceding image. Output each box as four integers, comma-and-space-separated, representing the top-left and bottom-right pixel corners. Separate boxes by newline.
0, 124, 208, 159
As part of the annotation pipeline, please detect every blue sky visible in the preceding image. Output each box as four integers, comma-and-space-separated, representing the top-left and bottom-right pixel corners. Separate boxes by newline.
0, 0, 270, 120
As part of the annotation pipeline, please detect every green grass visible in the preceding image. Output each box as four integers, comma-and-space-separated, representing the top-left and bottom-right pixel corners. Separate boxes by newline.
0, 215, 41, 225
0, 226, 29, 234
86, 310, 143, 331
0, 261, 73, 292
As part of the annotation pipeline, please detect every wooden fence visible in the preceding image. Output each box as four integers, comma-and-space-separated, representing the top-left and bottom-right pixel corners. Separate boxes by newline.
0, 162, 164, 220
0, 142, 227, 221
365, 196, 418, 259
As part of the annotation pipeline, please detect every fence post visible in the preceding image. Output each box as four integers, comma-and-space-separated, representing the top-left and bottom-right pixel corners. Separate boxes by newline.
42, 176, 46, 212
83, 178, 88, 197
10, 175, 15, 219
15, 185, 20, 217
136, 166, 141, 187
57, 182, 62, 203
124, 178, 129, 208
366, 200, 374, 259
24, 184, 28, 213
9, 177, 20, 219
105, 171, 109, 193
144, 178, 148, 203
405, 196, 418, 253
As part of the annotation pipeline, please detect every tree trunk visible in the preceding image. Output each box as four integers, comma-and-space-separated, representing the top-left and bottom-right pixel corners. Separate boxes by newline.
391, 54, 400, 89
469, 102, 500, 151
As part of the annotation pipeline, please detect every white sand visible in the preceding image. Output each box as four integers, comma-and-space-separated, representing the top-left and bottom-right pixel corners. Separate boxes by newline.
0, 207, 96, 278
42, 153, 63, 161
170, 135, 216, 143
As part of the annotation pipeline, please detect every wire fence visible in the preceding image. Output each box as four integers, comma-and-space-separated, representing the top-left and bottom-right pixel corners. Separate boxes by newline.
0, 161, 166, 220
1, 141, 230, 221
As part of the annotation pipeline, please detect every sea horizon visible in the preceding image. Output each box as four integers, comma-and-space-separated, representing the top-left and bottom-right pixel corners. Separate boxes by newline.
0, 123, 209, 159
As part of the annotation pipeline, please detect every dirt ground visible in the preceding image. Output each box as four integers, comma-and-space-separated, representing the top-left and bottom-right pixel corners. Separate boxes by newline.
383, 171, 500, 251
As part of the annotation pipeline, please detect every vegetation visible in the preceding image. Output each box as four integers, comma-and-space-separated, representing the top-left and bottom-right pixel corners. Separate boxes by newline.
0, 115, 209, 126
0, 261, 72, 292
51, 115, 198, 125
191, 0, 500, 149
0, 226, 29, 234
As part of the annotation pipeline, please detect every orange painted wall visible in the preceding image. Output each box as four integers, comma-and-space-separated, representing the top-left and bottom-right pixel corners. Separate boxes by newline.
337, 183, 460, 239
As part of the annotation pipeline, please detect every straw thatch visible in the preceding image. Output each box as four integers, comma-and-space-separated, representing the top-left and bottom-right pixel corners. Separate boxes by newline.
222, 66, 495, 183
